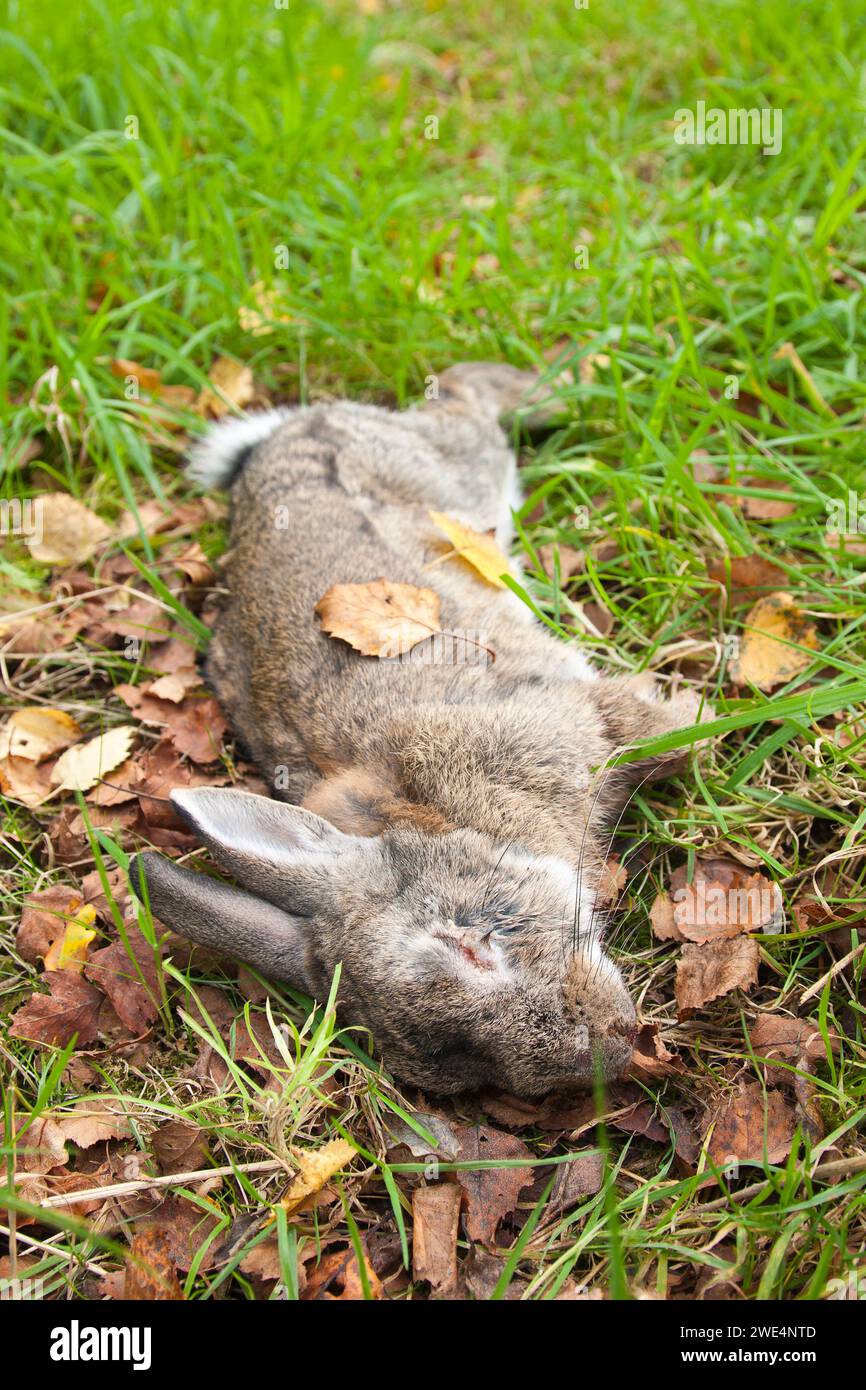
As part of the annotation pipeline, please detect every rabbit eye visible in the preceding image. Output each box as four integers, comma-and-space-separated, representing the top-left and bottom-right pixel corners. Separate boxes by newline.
489, 922, 524, 938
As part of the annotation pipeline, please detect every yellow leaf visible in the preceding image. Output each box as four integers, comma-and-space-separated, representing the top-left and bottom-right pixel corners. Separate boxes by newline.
280, 1138, 356, 1215
428, 511, 510, 588
0, 708, 82, 763
43, 905, 97, 974
50, 725, 137, 794
196, 356, 255, 418
578, 351, 611, 384
238, 281, 291, 338
26, 494, 111, 567
315, 578, 441, 658
730, 592, 819, 691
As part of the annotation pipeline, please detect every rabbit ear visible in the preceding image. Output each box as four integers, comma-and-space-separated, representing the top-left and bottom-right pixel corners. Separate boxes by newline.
169, 787, 366, 909
131, 851, 315, 990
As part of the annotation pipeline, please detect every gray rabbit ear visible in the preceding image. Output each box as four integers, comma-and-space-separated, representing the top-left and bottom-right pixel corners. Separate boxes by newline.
131, 851, 315, 991
169, 787, 364, 906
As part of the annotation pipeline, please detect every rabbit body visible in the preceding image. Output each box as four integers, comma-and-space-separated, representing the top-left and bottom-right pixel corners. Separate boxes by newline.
136, 364, 710, 1094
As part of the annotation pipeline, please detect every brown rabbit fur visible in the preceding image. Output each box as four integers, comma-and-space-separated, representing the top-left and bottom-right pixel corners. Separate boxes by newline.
133, 363, 713, 1096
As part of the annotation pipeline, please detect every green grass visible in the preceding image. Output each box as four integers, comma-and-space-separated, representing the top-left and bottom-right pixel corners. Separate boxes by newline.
2, 0, 866, 1301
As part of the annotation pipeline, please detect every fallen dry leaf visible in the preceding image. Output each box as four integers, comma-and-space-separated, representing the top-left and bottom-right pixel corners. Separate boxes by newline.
239, 1238, 287, 1286
147, 384, 198, 429
110, 358, 164, 394
238, 280, 291, 337
43, 904, 97, 973
16, 1167, 115, 1224
55, 1098, 132, 1148
147, 668, 202, 704
534, 542, 585, 584
706, 554, 789, 608
9, 971, 103, 1048
0, 708, 82, 762
689, 450, 719, 483
196, 356, 255, 418
549, 1151, 604, 1211
736, 476, 796, 521
17, 885, 88, 964
459, 1245, 515, 1299
116, 685, 226, 763
730, 592, 819, 690
629, 1023, 685, 1080
303, 1243, 381, 1300
5, 1117, 70, 1212
173, 542, 214, 588
117, 496, 226, 541
825, 528, 866, 559
608, 1087, 669, 1144
280, 1138, 356, 1215
229, 1010, 289, 1074
706, 1081, 796, 1167
385, 1111, 460, 1163
0, 600, 85, 655
124, 1228, 185, 1300
429, 511, 510, 588
135, 1195, 222, 1273
670, 858, 784, 942
51, 725, 136, 793
0, 754, 55, 806
412, 1183, 461, 1296
6, 1114, 68, 1173
315, 578, 442, 659
478, 1090, 598, 1133
676, 937, 760, 1016
749, 1014, 833, 1087
793, 1054, 825, 1143
26, 493, 111, 566
665, 1105, 701, 1168
88, 757, 141, 805
81, 864, 130, 924
85, 927, 162, 1035
129, 737, 231, 827
453, 1125, 533, 1245
152, 1118, 209, 1176
83, 591, 170, 647
649, 890, 683, 942
597, 855, 627, 909
167, 698, 227, 763
582, 599, 614, 637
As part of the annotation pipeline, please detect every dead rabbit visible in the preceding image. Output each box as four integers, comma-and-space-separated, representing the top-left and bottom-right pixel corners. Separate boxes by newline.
133, 363, 713, 1095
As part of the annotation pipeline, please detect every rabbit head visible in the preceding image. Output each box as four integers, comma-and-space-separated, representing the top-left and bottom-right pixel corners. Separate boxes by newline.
132, 787, 637, 1096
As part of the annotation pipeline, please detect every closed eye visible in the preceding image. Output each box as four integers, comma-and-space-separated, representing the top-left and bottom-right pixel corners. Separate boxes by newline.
481, 906, 555, 941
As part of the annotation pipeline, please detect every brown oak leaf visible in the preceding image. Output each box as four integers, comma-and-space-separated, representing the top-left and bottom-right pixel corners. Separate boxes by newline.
9, 971, 103, 1047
